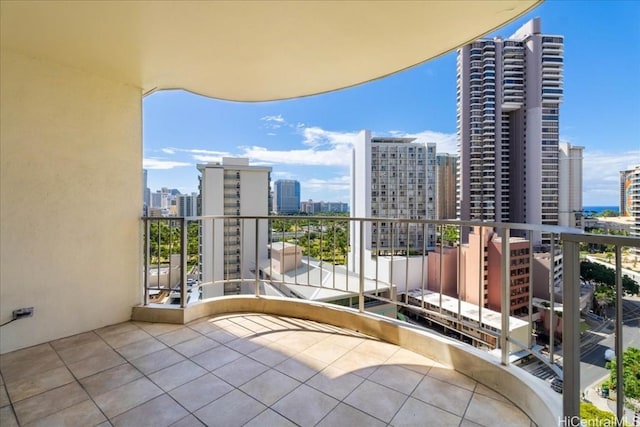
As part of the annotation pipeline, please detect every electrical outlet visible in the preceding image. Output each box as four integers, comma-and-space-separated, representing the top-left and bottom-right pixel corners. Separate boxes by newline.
12, 307, 34, 320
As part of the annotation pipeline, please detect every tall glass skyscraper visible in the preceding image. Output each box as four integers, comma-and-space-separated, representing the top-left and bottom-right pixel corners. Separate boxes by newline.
273, 179, 301, 214
456, 18, 563, 247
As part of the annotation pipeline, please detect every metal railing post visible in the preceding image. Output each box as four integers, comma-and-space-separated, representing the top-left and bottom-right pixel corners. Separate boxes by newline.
181, 218, 188, 308
500, 227, 510, 365
255, 218, 260, 297
549, 236, 556, 363
527, 230, 533, 349
156, 219, 161, 290
478, 226, 483, 328
143, 218, 149, 305
359, 220, 365, 313
615, 244, 624, 423
561, 235, 580, 421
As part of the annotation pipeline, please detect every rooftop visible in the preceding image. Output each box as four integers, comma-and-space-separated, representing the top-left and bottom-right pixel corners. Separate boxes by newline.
404, 289, 529, 332
263, 258, 390, 302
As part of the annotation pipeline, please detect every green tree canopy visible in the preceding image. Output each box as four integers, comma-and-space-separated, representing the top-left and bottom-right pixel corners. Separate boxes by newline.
607, 347, 640, 401
596, 209, 620, 218
581, 260, 639, 295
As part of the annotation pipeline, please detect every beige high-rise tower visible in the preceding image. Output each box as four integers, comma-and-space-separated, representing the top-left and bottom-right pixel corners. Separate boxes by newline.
456, 18, 563, 247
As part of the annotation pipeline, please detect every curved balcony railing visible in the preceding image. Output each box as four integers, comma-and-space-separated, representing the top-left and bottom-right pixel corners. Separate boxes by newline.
142, 215, 640, 425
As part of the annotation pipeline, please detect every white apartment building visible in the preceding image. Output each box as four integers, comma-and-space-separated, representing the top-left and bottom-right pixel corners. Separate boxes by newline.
558, 142, 584, 229
197, 158, 271, 297
350, 130, 436, 284
150, 190, 170, 209
457, 18, 563, 248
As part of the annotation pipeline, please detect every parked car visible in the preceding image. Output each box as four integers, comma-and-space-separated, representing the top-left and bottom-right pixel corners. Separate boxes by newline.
604, 348, 615, 362
550, 377, 563, 394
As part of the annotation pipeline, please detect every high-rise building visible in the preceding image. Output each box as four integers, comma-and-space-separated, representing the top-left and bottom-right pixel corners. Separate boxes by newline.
558, 142, 584, 229
620, 166, 639, 218
460, 227, 530, 316
428, 226, 531, 316
456, 18, 563, 247
177, 192, 198, 217
436, 153, 458, 219
273, 179, 301, 214
350, 130, 436, 282
150, 190, 169, 209
621, 165, 640, 259
300, 200, 349, 214
143, 169, 150, 216
198, 158, 271, 296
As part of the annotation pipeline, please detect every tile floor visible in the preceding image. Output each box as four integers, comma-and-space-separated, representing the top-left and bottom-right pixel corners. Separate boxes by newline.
0, 314, 536, 426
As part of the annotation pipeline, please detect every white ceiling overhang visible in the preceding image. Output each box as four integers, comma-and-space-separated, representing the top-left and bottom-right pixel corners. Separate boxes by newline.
1, 1, 541, 101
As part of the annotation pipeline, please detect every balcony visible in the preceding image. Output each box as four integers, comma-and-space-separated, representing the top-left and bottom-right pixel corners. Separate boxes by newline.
3, 214, 636, 425
0, 309, 542, 426
127, 215, 640, 425
4, 1, 635, 426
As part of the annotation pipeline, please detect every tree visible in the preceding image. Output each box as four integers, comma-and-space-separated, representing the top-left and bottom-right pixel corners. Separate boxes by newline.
293, 220, 350, 265
148, 220, 183, 264
623, 275, 640, 295
581, 260, 639, 295
438, 225, 460, 246
607, 347, 640, 401
593, 286, 614, 317
596, 209, 620, 218
580, 402, 619, 426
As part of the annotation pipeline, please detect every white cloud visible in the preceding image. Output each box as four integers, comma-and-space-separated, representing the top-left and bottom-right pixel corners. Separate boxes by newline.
391, 130, 457, 154
582, 150, 639, 205
192, 154, 224, 163
235, 126, 457, 168
240, 144, 353, 167
272, 171, 296, 179
261, 114, 285, 123
162, 147, 230, 156
261, 114, 286, 130
300, 126, 358, 148
158, 147, 233, 164
143, 158, 191, 170
188, 149, 231, 156
301, 175, 351, 192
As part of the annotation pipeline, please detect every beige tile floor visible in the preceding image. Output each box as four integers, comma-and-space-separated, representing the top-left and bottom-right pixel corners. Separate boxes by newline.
0, 314, 536, 427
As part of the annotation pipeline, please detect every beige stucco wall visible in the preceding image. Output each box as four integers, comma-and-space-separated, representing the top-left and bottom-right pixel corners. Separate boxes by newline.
0, 49, 142, 353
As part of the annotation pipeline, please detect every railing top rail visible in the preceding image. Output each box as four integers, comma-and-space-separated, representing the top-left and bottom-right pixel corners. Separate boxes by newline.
561, 232, 640, 247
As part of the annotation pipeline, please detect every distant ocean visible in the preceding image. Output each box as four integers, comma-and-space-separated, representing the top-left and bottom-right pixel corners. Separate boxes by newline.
583, 206, 619, 215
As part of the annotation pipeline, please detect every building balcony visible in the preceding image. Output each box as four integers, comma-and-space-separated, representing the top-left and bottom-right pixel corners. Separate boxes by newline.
131, 215, 640, 426
2, 2, 634, 426
1, 307, 545, 426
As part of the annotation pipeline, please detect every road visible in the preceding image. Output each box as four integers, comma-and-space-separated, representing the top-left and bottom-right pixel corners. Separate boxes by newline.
579, 296, 640, 391
520, 296, 640, 391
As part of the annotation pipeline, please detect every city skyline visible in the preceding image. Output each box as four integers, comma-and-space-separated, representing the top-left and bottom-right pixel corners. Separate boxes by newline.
143, 1, 639, 206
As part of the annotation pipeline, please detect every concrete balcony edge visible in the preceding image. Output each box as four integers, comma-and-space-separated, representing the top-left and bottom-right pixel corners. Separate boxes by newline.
132, 296, 561, 426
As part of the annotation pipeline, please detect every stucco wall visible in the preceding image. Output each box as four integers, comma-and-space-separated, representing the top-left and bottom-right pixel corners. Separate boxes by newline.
0, 49, 142, 353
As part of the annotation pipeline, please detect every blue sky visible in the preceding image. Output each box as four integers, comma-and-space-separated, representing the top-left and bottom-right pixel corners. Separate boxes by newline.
144, 1, 639, 207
